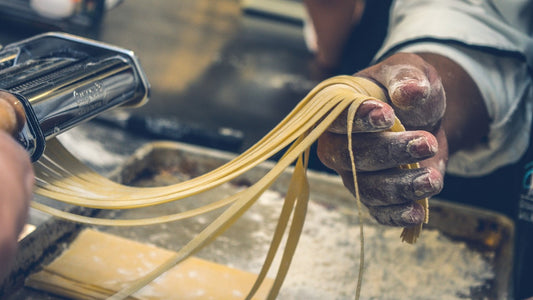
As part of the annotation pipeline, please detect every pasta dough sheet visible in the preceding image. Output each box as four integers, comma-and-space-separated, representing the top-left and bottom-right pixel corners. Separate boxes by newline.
25, 229, 273, 300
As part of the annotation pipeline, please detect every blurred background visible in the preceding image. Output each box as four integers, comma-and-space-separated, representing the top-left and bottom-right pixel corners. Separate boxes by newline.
0, 0, 325, 164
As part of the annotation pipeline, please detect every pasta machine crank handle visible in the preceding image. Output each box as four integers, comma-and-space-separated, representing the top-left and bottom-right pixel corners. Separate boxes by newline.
0, 91, 25, 136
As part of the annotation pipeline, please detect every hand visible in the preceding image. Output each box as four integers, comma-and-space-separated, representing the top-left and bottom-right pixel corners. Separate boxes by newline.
317, 53, 448, 227
304, 0, 365, 73
0, 127, 34, 281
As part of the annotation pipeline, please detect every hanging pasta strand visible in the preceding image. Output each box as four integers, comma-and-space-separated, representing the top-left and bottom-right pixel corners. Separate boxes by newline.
31, 75, 429, 300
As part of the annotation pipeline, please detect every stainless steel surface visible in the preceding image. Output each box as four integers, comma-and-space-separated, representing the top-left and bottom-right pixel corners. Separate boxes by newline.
0, 32, 150, 160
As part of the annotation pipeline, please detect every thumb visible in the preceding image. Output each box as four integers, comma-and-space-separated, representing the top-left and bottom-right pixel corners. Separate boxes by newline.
357, 53, 446, 131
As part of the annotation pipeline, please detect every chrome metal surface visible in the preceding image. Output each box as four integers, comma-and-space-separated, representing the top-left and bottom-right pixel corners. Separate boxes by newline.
0, 32, 150, 160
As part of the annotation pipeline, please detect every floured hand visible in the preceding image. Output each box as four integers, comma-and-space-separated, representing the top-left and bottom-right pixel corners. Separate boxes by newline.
317, 53, 447, 227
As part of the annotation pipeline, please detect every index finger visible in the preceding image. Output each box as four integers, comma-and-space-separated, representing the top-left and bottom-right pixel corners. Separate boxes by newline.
327, 99, 396, 134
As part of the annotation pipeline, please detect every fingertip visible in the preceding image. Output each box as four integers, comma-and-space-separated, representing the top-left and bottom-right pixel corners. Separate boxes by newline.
412, 169, 443, 199
328, 100, 396, 133
369, 202, 425, 227
400, 202, 426, 226
406, 133, 438, 159
389, 78, 431, 108
364, 100, 396, 130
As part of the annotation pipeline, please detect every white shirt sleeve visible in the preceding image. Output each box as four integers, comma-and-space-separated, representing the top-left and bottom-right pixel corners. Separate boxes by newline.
374, 0, 533, 177
397, 43, 532, 176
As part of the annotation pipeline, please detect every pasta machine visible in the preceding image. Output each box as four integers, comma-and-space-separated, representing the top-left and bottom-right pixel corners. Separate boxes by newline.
0, 32, 150, 161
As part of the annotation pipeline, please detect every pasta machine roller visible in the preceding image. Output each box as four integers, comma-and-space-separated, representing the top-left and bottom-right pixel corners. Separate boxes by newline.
0, 32, 150, 161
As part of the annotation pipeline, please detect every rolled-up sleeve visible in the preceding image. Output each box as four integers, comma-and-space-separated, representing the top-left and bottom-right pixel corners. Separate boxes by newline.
374, 0, 533, 177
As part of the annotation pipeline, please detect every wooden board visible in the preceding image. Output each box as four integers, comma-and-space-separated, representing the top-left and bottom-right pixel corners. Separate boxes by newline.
25, 229, 273, 300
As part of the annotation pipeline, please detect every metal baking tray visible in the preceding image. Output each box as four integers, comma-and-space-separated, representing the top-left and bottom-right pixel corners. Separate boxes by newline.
4, 140, 514, 299
103, 142, 513, 299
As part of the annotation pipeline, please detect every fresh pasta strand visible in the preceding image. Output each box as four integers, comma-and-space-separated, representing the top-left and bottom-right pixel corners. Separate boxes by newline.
31, 75, 429, 300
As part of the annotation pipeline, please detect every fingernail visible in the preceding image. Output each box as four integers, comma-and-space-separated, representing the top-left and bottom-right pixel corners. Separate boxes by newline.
369, 107, 394, 129
400, 203, 425, 226
390, 78, 430, 108
413, 172, 437, 197
407, 137, 436, 158
360, 100, 394, 129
